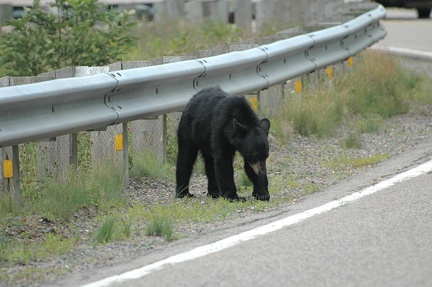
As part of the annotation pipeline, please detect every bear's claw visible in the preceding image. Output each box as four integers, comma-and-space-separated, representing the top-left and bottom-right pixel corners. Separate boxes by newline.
252, 192, 270, 201
176, 192, 195, 199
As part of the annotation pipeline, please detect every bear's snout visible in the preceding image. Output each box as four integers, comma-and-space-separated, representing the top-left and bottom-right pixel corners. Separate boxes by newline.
249, 160, 267, 176
249, 162, 260, 175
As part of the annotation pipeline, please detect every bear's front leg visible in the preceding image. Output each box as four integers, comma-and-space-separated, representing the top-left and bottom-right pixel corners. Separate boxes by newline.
214, 154, 245, 201
244, 161, 270, 201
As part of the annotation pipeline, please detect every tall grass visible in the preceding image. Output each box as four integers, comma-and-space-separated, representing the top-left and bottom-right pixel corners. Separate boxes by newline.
146, 214, 175, 241
0, 161, 127, 220
124, 20, 250, 61
273, 51, 414, 139
94, 216, 117, 244
129, 151, 174, 180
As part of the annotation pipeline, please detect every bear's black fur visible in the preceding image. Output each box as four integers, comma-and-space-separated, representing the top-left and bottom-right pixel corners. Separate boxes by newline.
175, 86, 271, 201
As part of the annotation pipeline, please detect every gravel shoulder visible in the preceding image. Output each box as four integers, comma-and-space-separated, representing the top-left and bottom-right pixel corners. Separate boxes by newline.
1, 56, 432, 287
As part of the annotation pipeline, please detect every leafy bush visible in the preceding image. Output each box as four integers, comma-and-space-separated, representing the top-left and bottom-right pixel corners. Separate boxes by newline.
0, 0, 137, 76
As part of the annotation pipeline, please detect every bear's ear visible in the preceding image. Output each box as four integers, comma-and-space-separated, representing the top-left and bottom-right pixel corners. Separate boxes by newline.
260, 118, 270, 135
233, 119, 248, 137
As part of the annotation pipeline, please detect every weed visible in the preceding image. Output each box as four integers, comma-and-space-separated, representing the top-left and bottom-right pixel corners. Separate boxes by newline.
129, 151, 174, 181
1, 233, 75, 266
0, 193, 20, 216
24, 162, 126, 221
94, 216, 117, 244
273, 51, 417, 139
121, 220, 132, 239
343, 133, 362, 149
124, 19, 248, 61
146, 214, 174, 241
89, 164, 127, 212
325, 153, 390, 171
351, 153, 390, 168
238, 172, 253, 190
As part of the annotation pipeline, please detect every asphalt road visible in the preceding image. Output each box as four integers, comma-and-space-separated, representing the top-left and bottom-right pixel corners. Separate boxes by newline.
78, 136, 432, 287
374, 8, 432, 52
118, 166, 432, 287
65, 8, 432, 287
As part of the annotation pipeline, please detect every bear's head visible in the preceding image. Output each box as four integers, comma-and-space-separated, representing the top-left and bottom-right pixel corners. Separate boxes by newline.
233, 118, 271, 201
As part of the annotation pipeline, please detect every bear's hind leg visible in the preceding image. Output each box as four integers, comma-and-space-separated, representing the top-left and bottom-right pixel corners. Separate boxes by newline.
202, 154, 220, 198
175, 141, 198, 198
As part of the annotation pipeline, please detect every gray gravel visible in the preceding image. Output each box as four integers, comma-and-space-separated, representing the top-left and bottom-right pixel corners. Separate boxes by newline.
2, 55, 432, 287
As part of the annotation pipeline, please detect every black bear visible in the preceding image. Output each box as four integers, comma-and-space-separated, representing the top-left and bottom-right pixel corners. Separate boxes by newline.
175, 86, 271, 201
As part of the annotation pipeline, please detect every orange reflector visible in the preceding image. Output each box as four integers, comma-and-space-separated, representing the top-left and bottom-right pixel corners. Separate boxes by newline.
3, 160, 13, 178
326, 66, 334, 79
294, 80, 302, 93
115, 134, 123, 151
347, 56, 354, 67
248, 97, 258, 112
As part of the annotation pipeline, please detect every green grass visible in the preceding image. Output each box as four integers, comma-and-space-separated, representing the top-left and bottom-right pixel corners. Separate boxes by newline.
24, 163, 126, 220
146, 213, 175, 241
94, 216, 117, 244
124, 20, 250, 61
272, 51, 416, 141
325, 153, 391, 171
0, 161, 127, 271
129, 151, 174, 181
0, 233, 75, 267
343, 133, 362, 149
93, 215, 133, 244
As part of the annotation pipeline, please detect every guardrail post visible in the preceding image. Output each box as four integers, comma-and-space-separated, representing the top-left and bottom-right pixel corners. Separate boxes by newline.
236, 0, 252, 30
1, 146, 21, 206
162, 115, 168, 163
122, 123, 129, 187
257, 85, 285, 116
0, 148, 5, 193
70, 133, 78, 170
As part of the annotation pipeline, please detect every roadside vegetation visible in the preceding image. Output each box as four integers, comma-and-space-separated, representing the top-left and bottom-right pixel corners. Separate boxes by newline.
272, 51, 413, 141
0, 3, 431, 285
0, 0, 137, 76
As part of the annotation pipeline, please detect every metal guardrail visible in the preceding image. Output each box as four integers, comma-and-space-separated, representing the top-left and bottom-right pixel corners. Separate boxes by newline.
0, 4, 386, 149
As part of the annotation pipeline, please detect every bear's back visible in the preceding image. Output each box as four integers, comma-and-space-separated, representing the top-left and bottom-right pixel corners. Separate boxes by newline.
213, 94, 260, 129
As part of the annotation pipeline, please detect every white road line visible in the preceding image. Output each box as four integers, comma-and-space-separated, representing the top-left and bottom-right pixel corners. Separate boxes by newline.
83, 159, 432, 287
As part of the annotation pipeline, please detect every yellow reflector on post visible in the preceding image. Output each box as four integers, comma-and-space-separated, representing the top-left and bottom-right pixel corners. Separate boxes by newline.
248, 97, 258, 112
115, 134, 123, 151
326, 66, 334, 80
347, 56, 354, 67
294, 80, 302, 93
3, 160, 13, 178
